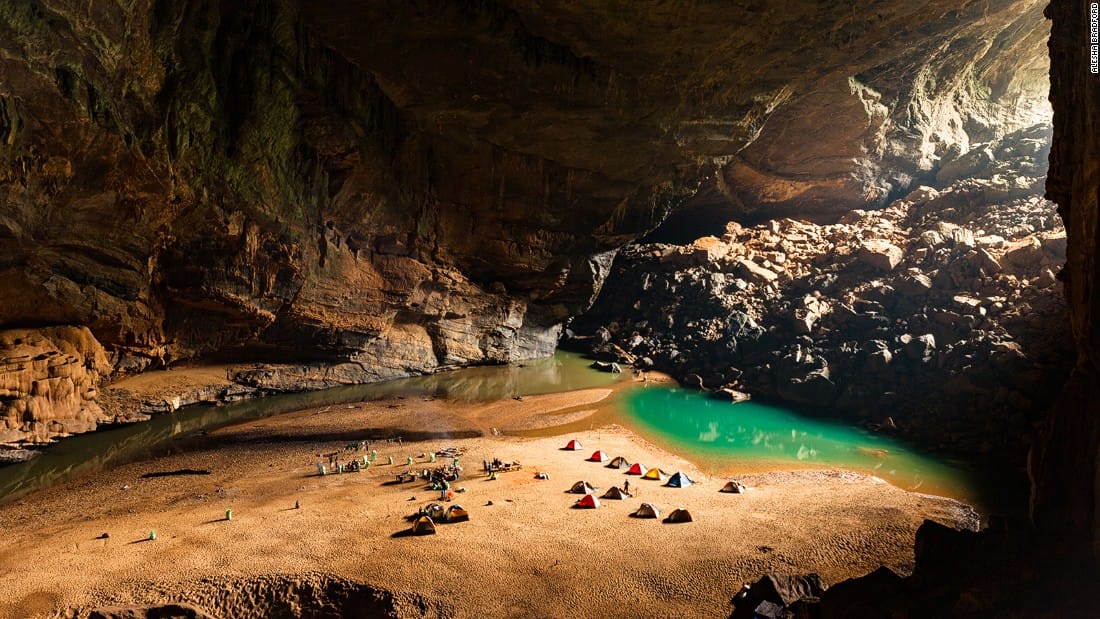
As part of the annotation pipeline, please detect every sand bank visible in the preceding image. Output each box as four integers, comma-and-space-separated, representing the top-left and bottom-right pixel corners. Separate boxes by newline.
0, 387, 976, 618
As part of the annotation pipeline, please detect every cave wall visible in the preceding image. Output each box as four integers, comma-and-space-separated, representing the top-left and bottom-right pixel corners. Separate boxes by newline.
0, 0, 669, 380
0, 0, 1055, 444
1031, 0, 1100, 557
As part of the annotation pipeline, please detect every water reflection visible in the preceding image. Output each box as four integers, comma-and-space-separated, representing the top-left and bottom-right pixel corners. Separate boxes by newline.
0, 352, 619, 504
624, 386, 976, 499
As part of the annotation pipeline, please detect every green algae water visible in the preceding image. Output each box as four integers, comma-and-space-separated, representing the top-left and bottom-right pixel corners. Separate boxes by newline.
0, 352, 618, 504
622, 385, 981, 506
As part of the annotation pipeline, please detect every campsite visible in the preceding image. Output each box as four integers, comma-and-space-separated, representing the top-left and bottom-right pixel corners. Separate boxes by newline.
0, 385, 977, 618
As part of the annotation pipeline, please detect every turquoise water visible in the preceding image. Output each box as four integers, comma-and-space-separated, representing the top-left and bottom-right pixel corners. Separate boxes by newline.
0, 352, 988, 510
623, 386, 979, 504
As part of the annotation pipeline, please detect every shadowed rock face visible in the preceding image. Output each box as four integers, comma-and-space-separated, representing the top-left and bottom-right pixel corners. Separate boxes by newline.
1032, 0, 1100, 558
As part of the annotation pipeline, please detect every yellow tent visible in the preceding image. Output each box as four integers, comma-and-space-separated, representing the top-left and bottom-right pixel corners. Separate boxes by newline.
411, 516, 436, 535
446, 504, 470, 522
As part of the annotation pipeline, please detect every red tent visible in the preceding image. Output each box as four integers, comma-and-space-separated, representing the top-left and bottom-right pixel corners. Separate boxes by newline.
588, 450, 610, 462
564, 439, 583, 451
626, 462, 647, 475
575, 494, 600, 508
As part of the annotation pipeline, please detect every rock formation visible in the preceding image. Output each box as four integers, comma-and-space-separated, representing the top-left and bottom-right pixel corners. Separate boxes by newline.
0, 0, 1053, 448
1031, 0, 1100, 559
0, 326, 110, 447
570, 123, 1069, 465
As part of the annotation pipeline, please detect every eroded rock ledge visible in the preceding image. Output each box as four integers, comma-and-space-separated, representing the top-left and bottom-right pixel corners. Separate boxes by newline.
0, 326, 111, 448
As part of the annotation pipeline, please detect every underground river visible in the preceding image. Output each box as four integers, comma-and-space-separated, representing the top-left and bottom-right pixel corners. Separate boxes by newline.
0, 352, 1002, 514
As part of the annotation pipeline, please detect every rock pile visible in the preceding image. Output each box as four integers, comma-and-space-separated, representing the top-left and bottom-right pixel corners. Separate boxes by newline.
569, 124, 1071, 463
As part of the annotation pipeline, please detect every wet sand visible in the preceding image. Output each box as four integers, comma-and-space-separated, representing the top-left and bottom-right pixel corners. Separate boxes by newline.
0, 383, 977, 618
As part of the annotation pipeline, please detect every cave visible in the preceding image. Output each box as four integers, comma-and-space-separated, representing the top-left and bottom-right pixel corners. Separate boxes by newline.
0, 0, 1098, 616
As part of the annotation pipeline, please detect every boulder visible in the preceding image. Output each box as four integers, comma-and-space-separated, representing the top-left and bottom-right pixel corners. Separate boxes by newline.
902, 334, 936, 361
936, 146, 995, 184
736, 259, 779, 284
731, 573, 828, 619
778, 368, 836, 406
858, 240, 904, 271
1002, 238, 1043, 270
689, 236, 731, 264
898, 272, 934, 296
973, 248, 1003, 274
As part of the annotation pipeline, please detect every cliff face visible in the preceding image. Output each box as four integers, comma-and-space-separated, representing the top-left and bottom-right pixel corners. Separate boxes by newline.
1031, 0, 1100, 557
0, 0, 1051, 445
0, 0, 656, 382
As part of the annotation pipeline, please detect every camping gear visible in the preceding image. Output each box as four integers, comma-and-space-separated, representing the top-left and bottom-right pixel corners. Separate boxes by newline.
634, 503, 660, 518
665, 508, 693, 523
564, 439, 583, 451
589, 450, 610, 462
665, 471, 693, 488
424, 503, 446, 521
643, 468, 669, 482
446, 504, 470, 522
569, 480, 597, 494
411, 516, 436, 535
602, 486, 631, 499
607, 456, 630, 469
575, 494, 600, 508
720, 480, 747, 493
625, 462, 647, 475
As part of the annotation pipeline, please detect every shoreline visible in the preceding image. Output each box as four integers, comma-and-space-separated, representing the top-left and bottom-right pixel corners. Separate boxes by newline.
1, 360, 991, 510
0, 385, 977, 618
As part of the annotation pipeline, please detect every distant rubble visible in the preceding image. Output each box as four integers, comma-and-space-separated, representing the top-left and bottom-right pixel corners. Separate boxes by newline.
567, 123, 1071, 465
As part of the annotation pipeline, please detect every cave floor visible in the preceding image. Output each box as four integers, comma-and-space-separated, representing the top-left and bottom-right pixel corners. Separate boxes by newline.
0, 387, 975, 618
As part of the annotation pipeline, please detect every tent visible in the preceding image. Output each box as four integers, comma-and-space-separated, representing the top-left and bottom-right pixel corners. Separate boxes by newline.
625, 462, 648, 475
642, 468, 669, 481
564, 439, 583, 451
411, 516, 436, 535
445, 504, 470, 522
588, 450, 610, 462
665, 471, 694, 488
634, 503, 660, 519
606, 456, 630, 469
665, 508, 693, 523
569, 480, 597, 494
423, 503, 447, 521
720, 480, 747, 494
575, 493, 600, 508
601, 486, 631, 500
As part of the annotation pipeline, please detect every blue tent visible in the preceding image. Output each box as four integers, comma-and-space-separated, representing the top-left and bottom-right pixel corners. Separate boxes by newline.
665, 471, 694, 488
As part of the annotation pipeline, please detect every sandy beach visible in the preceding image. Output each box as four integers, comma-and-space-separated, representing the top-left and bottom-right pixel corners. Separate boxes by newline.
0, 382, 977, 618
